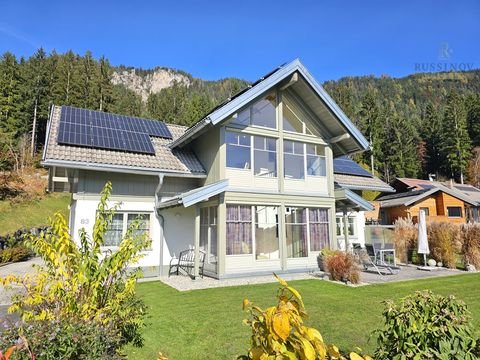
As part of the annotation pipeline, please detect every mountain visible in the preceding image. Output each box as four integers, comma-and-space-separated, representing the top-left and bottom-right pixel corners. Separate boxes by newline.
111, 67, 192, 102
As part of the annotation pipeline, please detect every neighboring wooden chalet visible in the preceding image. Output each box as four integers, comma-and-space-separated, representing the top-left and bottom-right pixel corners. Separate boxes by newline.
42, 59, 374, 279
376, 178, 479, 225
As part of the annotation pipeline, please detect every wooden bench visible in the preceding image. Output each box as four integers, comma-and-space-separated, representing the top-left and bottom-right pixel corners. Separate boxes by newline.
168, 248, 206, 279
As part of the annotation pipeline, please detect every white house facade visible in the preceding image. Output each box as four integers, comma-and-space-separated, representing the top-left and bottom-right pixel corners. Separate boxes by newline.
43, 59, 377, 279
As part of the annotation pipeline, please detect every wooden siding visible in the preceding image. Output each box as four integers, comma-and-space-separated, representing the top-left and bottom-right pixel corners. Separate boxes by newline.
382, 192, 467, 225
191, 126, 220, 185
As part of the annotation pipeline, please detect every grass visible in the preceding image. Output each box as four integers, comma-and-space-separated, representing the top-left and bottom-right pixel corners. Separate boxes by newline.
129, 273, 480, 360
0, 193, 71, 236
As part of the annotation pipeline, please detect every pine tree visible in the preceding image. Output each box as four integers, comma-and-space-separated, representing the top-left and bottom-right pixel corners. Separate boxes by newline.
0, 52, 22, 136
440, 91, 471, 183
97, 56, 113, 111
466, 94, 480, 147
358, 90, 383, 174
421, 102, 443, 177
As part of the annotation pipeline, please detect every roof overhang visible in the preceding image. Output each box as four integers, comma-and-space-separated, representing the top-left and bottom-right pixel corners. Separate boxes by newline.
170, 59, 369, 155
403, 186, 478, 207
157, 179, 229, 209
41, 159, 207, 178
334, 187, 374, 212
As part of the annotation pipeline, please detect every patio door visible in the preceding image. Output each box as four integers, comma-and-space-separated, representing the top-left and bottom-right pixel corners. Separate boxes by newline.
200, 206, 218, 275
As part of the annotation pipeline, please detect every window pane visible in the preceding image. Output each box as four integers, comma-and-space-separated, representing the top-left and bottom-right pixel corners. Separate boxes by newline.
348, 217, 355, 236
105, 214, 124, 246
251, 95, 276, 128
231, 108, 250, 126
447, 207, 462, 217
226, 144, 250, 169
226, 205, 252, 255
284, 154, 304, 179
285, 208, 307, 258
255, 206, 279, 260
307, 155, 326, 176
254, 136, 276, 177
309, 208, 329, 251
336, 217, 342, 236
254, 136, 264, 149
283, 104, 303, 133
283, 140, 293, 154
127, 213, 150, 239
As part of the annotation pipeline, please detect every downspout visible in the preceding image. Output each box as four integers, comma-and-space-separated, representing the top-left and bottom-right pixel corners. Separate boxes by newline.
154, 174, 165, 276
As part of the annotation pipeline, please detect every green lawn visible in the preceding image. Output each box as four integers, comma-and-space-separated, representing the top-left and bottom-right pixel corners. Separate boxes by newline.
129, 273, 480, 360
0, 193, 71, 236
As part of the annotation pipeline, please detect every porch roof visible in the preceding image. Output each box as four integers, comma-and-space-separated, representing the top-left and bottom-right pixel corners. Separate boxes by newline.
157, 179, 229, 209
334, 187, 374, 212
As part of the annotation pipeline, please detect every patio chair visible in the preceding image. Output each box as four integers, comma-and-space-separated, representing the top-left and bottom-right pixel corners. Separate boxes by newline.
363, 244, 399, 275
168, 248, 206, 279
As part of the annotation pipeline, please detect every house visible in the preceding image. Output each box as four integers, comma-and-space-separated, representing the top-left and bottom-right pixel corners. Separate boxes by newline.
42, 59, 373, 279
376, 178, 479, 225
332, 156, 394, 249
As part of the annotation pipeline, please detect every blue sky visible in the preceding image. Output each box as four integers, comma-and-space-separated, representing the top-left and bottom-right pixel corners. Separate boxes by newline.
1, 0, 479, 82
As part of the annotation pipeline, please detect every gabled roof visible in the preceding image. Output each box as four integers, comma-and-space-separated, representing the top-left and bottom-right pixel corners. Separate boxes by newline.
42, 106, 206, 177
378, 184, 478, 208
170, 59, 369, 156
333, 156, 394, 193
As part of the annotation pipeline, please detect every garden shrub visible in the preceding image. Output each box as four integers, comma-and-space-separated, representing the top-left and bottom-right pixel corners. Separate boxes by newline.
239, 274, 372, 360
0, 318, 122, 360
393, 217, 417, 263
0, 245, 31, 263
0, 181, 150, 353
325, 251, 360, 284
427, 222, 460, 268
461, 223, 480, 269
374, 290, 479, 359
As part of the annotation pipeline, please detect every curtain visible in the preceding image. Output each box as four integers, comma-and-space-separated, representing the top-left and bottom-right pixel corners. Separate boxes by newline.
226, 205, 252, 255
309, 208, 329, 251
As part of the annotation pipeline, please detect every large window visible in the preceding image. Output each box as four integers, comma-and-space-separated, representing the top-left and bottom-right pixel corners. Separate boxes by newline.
285, 207, 308, 258
200, 207, 217, 264
226, 205, 252, 255
226, 131, 251, 169
447, 206, 462, 218
231, 93, 276, 129
283, 100, 315, 135
104, 212, 151, 247
309, 209, 329, 251
306, 144, 326, 176
255, 206, 279, 260
284, 140, 305, 179
254, 136, 277, 177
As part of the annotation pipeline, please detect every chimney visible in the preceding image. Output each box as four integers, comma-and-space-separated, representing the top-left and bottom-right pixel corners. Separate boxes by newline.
449, 179, 454, 188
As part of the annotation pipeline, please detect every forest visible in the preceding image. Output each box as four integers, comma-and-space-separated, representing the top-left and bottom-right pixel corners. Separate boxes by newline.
1, 49, 479, 186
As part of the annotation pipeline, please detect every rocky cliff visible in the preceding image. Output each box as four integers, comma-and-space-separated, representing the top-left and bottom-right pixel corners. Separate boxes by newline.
111, 68, 191, 102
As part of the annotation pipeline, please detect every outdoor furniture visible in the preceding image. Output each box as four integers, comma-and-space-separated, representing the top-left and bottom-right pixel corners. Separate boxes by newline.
168, 248, 206, 279
363, 244, 399, 275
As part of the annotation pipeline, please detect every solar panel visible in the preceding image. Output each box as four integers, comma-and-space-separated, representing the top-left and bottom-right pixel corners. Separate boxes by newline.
57, 106, 171, 155
456, 185, 480, 192
419, 184, 435, 190
333, 156, 373, 178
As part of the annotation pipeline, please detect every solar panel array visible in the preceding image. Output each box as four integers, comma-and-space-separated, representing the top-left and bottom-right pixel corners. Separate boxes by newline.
57, 106, 172, 155
456, 185, 480, 192
333, 156, 373, 178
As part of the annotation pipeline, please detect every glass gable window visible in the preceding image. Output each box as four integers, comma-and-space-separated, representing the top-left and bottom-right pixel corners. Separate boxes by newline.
231, 93, 276, 129
226, 205, 252, 255
283, 103, 304, 133
254, 136, 277, 177
306, 144, 326, 176
255, 206, 279, 260
285, 207, 308, 258
284, 140, 305, 179
226, 131, 251, 169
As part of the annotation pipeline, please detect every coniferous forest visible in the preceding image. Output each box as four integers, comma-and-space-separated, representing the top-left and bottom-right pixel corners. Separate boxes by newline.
1, 49, 480, 186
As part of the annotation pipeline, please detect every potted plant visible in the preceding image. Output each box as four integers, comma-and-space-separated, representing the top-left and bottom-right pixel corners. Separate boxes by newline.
317, 248, 334, 272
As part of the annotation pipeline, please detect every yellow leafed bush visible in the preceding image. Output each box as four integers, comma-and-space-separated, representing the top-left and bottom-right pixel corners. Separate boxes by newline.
238, 274, 371, 360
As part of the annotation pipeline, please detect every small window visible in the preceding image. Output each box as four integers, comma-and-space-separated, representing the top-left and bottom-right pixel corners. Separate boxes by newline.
447, 207, 462, 218
306, 144, 326, 176
104, 212, 151, 247
254, 136, 277, 177
105, 214, 124, 246
226, 131, 251, 169
419, 207, 429, 216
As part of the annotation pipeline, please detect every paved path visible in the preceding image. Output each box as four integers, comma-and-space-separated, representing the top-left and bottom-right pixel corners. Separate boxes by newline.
156, 265, 471, 291
0, 257, 43, 305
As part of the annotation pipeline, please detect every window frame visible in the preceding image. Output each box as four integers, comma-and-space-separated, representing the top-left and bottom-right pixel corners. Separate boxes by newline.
335, 216, 357, 237
230, 92, 277, 130
419, 207, 430, 217
225, 131, 251, 170
253, 135, 277, 178
447, 206, 462, 218
102, 212, 152, 249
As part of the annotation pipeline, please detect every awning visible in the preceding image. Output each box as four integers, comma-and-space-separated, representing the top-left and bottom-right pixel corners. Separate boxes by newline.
334, 187, 374, 212
157, 179, 229, 209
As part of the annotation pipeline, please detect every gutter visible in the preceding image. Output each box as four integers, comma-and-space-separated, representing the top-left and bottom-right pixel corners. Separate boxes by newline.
169, 118, 211, 149
41, 159, 207, 178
